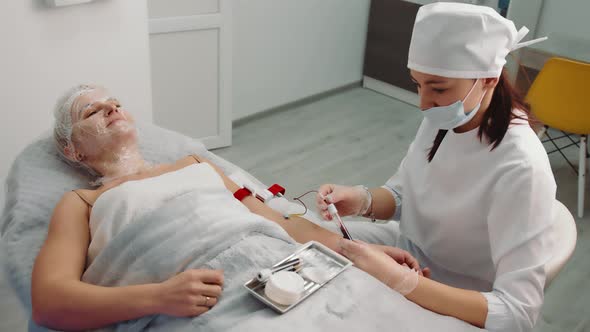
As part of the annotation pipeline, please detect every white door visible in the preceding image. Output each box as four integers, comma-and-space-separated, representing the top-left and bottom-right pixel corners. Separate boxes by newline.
148, 0, 232, 148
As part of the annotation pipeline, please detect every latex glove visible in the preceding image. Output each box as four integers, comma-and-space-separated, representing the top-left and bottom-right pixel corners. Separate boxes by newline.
368, 244, 431, 278
156, 269, 224, 317
337, 239, 419, 295
316, 184, 370, 220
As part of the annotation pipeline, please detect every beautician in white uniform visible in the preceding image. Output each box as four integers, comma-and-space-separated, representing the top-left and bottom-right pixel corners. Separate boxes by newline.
315, 3, 556, 331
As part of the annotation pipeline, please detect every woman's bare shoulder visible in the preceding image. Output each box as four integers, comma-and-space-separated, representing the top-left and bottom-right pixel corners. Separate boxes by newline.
52, 191, 92, 224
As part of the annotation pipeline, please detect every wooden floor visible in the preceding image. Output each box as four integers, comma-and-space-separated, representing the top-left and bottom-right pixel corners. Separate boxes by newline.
0, 87, 587, 331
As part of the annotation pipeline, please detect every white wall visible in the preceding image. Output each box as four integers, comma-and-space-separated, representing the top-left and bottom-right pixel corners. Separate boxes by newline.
232, 0, 371, 120
535, 0, 590, 43
505, 0, 590, 70
0, 0, 152, 214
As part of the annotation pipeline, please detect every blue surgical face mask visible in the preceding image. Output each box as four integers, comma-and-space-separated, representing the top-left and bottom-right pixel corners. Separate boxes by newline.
421, 79, 486, 130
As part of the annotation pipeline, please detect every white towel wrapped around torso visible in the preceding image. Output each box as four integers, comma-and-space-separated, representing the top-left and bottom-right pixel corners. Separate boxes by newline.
87, 163, 250, 265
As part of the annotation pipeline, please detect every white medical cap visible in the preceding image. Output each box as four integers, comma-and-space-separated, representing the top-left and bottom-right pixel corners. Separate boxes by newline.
408, 2, 547, 78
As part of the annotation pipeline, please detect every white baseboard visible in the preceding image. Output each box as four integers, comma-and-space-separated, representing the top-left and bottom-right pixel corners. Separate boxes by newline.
233, 81, 361, 126
362, 76, 419, 107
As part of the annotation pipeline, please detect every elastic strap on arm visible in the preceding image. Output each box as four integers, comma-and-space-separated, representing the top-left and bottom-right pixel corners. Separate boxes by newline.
72, 190, 93, 207
190, 154, 202, 163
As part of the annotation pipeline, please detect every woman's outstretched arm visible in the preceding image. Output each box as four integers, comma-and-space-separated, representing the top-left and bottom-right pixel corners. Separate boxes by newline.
338, 239, 487, 328
199, 157, 343, 251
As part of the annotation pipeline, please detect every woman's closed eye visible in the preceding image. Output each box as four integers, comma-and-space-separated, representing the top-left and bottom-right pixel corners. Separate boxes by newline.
85, 102, 120, 118
108, 100, 122, 110
84, 107, 101, 118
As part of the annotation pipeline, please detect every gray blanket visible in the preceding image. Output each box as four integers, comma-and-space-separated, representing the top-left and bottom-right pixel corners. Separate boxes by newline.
75, 189, 480, 332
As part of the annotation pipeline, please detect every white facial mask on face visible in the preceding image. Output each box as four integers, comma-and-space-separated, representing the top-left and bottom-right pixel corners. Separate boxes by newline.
72, 96, 135, 152
70, 92, 148, 183
421, 79, 487, 130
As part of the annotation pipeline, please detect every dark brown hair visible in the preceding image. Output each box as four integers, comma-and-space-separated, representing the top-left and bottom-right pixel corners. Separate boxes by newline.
427, 69, 533, 162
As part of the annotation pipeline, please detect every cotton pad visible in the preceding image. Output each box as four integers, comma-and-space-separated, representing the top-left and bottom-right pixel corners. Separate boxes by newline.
301, 267, 330, 284
264, 271, 305, 305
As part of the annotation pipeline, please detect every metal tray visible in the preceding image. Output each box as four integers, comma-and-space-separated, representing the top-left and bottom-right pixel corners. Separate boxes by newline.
244, 241, 352, 314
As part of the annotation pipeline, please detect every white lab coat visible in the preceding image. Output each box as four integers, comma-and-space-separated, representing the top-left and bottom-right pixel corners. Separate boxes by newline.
383, 115, 557, 332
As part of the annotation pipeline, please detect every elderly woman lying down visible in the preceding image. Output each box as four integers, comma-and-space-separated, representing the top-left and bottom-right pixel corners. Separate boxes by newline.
31, 85, 451, 332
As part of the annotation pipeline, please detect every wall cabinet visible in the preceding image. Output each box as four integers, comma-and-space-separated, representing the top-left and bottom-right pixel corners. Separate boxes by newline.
362, 0, 421, 106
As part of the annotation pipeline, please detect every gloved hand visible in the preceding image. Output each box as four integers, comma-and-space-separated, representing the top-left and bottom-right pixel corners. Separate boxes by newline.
368, 244, 431, 278
316, 184, 370, 220
337, 239, 420, 295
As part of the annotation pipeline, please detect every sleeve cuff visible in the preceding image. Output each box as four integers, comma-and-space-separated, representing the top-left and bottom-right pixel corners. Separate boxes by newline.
481, 292, 516, 331
381, 185, 402, 220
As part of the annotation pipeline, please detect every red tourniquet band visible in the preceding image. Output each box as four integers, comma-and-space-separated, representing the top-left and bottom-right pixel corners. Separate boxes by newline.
233, 187, 252, 201
267, 184, 285, 196
234, 184, 286, 202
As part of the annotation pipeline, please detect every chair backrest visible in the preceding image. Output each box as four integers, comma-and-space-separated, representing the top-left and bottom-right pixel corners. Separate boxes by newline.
525, 57, 590, 135
544, 200, 577, 289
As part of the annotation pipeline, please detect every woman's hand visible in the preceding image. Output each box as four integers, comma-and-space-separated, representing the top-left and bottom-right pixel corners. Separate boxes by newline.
155, 269, 224, 317
337, 239, 420, 295
368, 244, 431, 278
316, 184, 370, 220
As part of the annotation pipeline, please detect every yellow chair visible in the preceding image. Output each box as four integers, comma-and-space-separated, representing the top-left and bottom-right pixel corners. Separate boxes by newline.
526, 57, 590, 218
